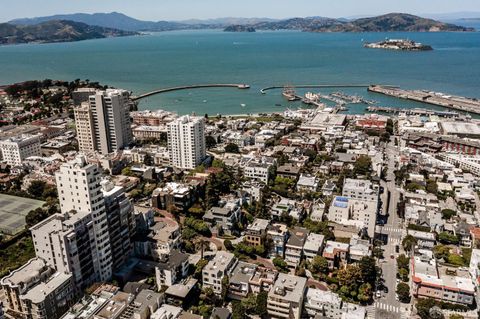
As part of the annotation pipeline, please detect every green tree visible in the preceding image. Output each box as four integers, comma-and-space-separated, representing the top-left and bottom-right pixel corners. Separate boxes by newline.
397, 254, 410, 270
353, 155, 372, 176
273, 257, 289, 273
416, 298, 437, 319
224, 239, 234, 251
398, 267, 409, 282
27, 180, 46, 198
449, 315, 464, 319
221, 275, 229, 301
241, 294, 257, 315
309, 256, 329, 275
441, 209, 457, 220
358, 256, 377, 284
426, 180, 438, 195
206, 135, 217, 149
438, 232, 459, 245
256, 290, 268, 316
433, 245, 450, 260
396, 282, 411, 303
402, 235, 417, 252
357, 283, 373, 303
225, 143, 240, 153
232, 301, 246, 319
25, 208, 51, 227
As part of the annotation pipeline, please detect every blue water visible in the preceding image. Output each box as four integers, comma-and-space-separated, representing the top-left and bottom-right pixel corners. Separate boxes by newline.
0, 30, 479, 115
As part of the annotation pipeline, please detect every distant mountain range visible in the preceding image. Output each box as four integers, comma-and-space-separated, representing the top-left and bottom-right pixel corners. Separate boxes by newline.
2, 12, 475, 45
9, 12, 476, 32
0, 20, 137, 45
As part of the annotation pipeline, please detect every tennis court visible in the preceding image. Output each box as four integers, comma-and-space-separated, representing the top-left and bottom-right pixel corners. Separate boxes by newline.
0, 194, 45, 235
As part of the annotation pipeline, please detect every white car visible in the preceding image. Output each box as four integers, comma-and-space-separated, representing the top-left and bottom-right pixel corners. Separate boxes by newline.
376, 291, 382, 298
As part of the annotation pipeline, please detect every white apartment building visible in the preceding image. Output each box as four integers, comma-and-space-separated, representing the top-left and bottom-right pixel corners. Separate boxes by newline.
74, 89, 133, 154
342, 178, 379, 202
202, 251, 237, 295
30, 156, 113, 288
328, 196, 377, 238
244, 161, 272, 184
0, 134, 41, 166
30, 211, 100, 292
167, 116, 206, 170
267, 273, 307, 319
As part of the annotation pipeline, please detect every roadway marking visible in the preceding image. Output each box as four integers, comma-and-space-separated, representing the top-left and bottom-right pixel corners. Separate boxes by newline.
375, 302, 400, 313
388, 238, 401, 245
382, 227, 403, 233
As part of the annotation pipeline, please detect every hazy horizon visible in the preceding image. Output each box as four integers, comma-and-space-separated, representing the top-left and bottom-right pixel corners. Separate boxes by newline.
2, 0, 480, 23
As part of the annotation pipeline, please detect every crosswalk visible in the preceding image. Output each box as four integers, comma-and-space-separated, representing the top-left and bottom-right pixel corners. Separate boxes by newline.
388, 237, 401, 245
375, 302, 401, 313
382, 226, 403, 233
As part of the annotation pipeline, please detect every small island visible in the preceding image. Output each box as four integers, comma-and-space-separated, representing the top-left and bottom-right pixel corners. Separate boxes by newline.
364, 39, 433, 51
224, 25, 256, 32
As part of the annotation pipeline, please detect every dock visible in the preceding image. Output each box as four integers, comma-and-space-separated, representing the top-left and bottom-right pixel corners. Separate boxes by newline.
368, 85, 480, 115
132, 84, 250, 101
367, 106, 460, 118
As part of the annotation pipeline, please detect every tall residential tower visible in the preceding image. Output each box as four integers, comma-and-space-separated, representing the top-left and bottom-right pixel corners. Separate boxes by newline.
74, 89, 133, 155
167, 115, 206, 170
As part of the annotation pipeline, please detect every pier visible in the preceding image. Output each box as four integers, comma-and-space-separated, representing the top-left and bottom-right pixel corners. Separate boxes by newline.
132, 84, 250, 101
368, 85, 480, 115
367, 106, 460, 118
260, 84, 394, 94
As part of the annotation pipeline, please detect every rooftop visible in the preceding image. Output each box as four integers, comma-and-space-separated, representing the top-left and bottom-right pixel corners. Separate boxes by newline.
269, 273, 307, 303
247, 218, 270, 232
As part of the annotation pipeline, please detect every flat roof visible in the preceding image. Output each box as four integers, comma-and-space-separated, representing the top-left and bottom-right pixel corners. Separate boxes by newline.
22, 272, 72, 303
269, 273, 307, 303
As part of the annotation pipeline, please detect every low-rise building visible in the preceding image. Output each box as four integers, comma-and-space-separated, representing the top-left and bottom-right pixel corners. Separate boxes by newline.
303, 233, 325, 262
323, 241, 349, 269
406, 229, 436, 249
285, 227, 309, 268
202, 251, 237, 296
155, 250, 189, 289
203, 201, 242, 235
228, 262, 257, 300
0, 257, 75, 319
328, 196, 377, 238
412, 256, 475, 305
304, 288, 343, 319
267, 273, 307, 319
152, 183, 195, 212
245, 218, 269, 246
267, 223, 289, 258
342, 178, 379, 202
0, 134, 42, 166
296, 174, 319, 193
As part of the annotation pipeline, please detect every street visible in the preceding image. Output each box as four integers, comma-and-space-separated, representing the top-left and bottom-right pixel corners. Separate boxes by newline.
368, 141, 409, 319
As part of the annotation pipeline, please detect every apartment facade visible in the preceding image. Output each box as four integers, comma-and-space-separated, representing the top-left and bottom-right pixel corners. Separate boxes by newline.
167, 115, 206, 170
101, 180, 135, 270
74, 89, 133, 155
55, 156, 113, 282
0, 134, 41, 166
0, 257, 75, 319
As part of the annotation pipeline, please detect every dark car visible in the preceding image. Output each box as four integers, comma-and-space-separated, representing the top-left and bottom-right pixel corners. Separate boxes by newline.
384, 286, 389, 293
395, 245, 400, 253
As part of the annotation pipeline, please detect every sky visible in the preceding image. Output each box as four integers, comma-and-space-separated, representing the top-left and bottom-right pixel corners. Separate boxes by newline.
2, 0, 480, 22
